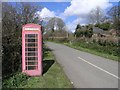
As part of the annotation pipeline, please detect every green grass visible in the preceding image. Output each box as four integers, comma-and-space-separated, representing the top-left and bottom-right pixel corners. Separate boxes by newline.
46, 40, 119, 61
64, 42, 119, 61
45, 39, 119, 61
18, 47, 72, 88
3, 46, 72, 88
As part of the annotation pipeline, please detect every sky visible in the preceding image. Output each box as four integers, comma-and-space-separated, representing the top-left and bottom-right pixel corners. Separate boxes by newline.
36, 0, 119, 32
7, 0, 119, 32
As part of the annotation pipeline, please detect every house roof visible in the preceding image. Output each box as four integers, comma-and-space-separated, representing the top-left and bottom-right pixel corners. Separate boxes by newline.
93, 27, 104, 34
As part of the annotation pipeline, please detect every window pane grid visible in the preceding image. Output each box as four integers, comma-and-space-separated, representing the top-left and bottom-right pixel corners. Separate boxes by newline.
25, 47, 38, 50
26, 66, 38, 70
25, 52, 38, 56
25, 43, 38, 47
25, 39, 38, 42
25, 34, 38, 70
25, 60, 38, 62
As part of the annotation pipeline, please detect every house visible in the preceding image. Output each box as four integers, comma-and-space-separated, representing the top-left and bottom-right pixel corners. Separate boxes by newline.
93, 27, 105, 37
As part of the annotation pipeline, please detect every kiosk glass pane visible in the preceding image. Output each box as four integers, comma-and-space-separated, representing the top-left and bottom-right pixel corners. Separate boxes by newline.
25, 34, 38, 70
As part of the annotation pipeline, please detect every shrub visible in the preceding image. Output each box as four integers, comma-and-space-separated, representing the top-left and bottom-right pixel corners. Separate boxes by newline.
95, 23, 110, 31
2, 73, 29, 88
72, 38, 119, 57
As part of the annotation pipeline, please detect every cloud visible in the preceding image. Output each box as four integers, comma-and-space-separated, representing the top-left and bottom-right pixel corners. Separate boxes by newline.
36, 7, 66, 23
64, 0, 112, 16
64, 0, 112, 32
37, 7, 56, 19
66, 22, 76, 32
59, 13, 67, 21
66, 18, 84, 32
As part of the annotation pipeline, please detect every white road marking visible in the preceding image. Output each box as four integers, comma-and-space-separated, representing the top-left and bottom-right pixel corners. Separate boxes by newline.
78, 57, 120, 79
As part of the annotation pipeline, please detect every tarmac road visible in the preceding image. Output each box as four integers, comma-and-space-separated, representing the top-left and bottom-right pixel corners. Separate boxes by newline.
46, 42, 119, 88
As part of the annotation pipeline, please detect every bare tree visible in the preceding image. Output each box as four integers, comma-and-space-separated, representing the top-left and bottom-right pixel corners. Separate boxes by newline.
107, 1, 120, 36
88, 6, 104, 24
44, 17, 66, 38
45, 17, 65, 32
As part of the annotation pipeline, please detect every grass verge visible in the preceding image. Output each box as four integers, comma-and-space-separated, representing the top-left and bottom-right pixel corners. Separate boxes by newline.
46, 40, 119, 61
64, 42, 119, 61
2, 46, 72, 88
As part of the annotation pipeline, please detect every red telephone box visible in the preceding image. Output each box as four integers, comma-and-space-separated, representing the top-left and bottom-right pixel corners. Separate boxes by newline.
22, 23, 42, 76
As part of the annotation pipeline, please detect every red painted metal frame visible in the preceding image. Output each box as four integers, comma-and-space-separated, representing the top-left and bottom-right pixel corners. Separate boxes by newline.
22, 23, 42, 76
